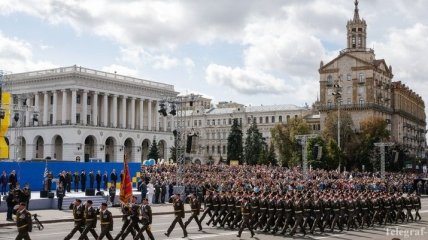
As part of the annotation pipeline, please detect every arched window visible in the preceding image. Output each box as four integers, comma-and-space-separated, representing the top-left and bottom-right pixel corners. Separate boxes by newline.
279, 116, 283, 122
327, 75, 333, 85
359, 98, 365, 105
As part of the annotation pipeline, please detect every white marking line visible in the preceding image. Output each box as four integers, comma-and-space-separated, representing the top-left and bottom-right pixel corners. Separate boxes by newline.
167, 231, 239, 240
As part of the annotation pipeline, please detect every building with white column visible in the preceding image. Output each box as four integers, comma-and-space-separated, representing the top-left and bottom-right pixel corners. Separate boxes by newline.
4, 66, 177, 163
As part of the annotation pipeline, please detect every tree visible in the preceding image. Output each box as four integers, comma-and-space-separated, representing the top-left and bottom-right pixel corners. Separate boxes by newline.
271, 118, 310, 167
244, 120, 264, 165
227, 118, 243, 164
267, 143, 277, 166
147, 138, 159, 162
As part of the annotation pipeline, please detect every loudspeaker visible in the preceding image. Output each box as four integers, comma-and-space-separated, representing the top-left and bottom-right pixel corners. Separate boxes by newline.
40, 191, 48, 198
48, 192, 55, 198
96, 191, 105, 196
85, 188, 95, 196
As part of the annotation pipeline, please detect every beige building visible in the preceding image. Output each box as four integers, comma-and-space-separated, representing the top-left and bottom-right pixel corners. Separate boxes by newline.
318, 1, 426, 157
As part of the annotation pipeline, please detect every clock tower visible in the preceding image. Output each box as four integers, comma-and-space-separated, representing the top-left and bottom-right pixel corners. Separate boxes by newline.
346, 0, 367, 50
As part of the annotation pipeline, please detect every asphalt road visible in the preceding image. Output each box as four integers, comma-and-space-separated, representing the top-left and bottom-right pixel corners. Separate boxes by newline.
1, 199, 428, 240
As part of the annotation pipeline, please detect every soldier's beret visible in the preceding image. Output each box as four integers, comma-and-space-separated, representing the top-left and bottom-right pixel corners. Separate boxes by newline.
101, 202, 107, 206
87, 200, 93, 204
75, 199, 82, 203
143, 198, 148, 201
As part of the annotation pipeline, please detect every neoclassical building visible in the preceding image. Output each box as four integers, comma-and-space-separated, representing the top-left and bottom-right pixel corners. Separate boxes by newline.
4, 65, 177, 162
318, 1, 426, 157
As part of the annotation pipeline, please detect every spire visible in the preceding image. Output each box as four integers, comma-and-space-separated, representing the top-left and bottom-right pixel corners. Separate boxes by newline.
353, 0, 360, 21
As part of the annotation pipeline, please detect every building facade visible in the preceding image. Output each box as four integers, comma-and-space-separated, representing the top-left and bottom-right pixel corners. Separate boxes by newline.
4, 66, 177, 162
319, 1, 426, 157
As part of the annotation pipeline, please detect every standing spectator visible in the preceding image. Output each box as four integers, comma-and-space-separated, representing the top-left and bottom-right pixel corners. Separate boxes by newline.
8, 170, 17, 191
89, 171, 94, 189
161, 181, 167, 204
56, 183, 65, 210
58, 171, 66, 188
73, 171, 80, 192
103, 171, 108, 191
6, 191, 15, 221
65, 171, 72, 193
140, 179, 147, 202
80, 170, 87, 192
108, 183, 116, 205
154, 181, 161, 204
110, 169, 117, 187
96, 170, 102, 192
147, 181, 154, 204
0, 170, 7, 195
21, 183, 31, 210
169, 182, 174, 201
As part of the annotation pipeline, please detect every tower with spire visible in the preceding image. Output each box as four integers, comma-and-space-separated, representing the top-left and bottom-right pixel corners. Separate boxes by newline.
346, 0, 367, 50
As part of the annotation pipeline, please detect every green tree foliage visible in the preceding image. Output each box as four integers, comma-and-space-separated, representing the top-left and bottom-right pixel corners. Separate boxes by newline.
227, 118, 243, 164
267, 143, 277, 166
147, 138, 159, 162
271, 118, 310, 167
244, 120, 264, 165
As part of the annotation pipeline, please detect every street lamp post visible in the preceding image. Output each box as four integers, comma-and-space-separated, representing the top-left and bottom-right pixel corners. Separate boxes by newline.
332, 80, 342, 171
374, 141, 394, 179
295, 134, 318, 178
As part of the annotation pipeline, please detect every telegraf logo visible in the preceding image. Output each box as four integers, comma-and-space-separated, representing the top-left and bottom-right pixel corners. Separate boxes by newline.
386, 227, 426, 238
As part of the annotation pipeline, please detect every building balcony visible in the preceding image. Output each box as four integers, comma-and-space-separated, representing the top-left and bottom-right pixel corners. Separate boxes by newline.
319, 103, 393, 113
339, 48, 374, 55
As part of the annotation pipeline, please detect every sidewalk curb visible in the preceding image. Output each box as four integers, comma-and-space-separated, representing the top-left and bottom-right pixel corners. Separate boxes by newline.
0, 210, 188, 228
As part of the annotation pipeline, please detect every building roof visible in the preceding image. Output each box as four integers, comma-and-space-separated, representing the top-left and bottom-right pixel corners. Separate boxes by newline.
203, 104, 305, 115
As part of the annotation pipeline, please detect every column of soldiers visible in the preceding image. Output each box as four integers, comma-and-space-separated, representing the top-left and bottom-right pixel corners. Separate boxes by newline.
196, 189, 422, 237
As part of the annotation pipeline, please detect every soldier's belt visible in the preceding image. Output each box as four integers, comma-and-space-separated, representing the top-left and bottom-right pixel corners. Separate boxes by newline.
285, 209, 292, 212
305, 209, 311, 211
295, 211, 302, 213
406, 205, 412, 207
18, 224, 28, 229
260, 208, 267, 210
325, 208, 331, 210
213, 205, 219, 207
191, 209, 198, 211
243, 213, 250, 215
101, 222, 110, 225
276, 208, 283, 211
86, 219, 95, 221
362, 208, 368, 210
314, 210, 321, 212
74, 219, 82, 221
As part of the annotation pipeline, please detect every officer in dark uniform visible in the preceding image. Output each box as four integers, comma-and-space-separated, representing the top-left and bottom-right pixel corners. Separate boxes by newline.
302, 192, 313, 232
135, 198, 155, 240
121, 196, 143, 240
15, 202, 32, 240
322, 194, 332, 230
199, 190, 213, 223
165, 194, 188, 238
98, 202, 114, 240
64, 199, 88, 240
78, 200, 98, 240
237, 197, 255, 238
185, 193, 203, 231
360, 194, 371, 228
346, 195, 359, 230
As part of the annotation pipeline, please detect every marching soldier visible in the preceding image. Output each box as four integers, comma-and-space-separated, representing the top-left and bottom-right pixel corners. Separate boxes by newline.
263, 192, 277, 232
114, 199, 135, 240
412, 193, 422, 221
237, 197, 255, 238
280, 194, 294, 235
359, 194, 371, 228
405, 194, 414, 222
346, 195, 359, 230
78, 200, 99, 240
272, 192, 284, 233
98, 202, 114, 240
310, 193, 324, 234
330, 195, 343, 232
165, 194, 188, 238
249, 192, 260, 227
120, 196, 143, 240
199, 190, 213, 223
231, 192, 243, 229
185, 193, 203, 231
206, 191, 220, 226
253, 192, 268, 230
15, 202, 32, 240
214, 191, 228, 226
134, 198, 155, 240
64, 199, 88, 240
290, 194, 306, 236
221, 191, 236, 228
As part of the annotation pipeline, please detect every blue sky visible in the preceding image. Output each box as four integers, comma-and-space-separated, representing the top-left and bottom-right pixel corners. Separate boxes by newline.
0, 0, 427, 109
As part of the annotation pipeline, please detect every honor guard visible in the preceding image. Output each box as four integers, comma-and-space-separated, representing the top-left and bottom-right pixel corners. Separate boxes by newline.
184, 194, 203, 231
78, 200, 99, 240
15, 202, 32, 240
64, 199, 88, 240
98, 202, 114, 240
165, 194, 188, 238
135, 198, 155, 240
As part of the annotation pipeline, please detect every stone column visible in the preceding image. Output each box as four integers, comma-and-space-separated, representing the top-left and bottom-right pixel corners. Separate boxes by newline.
130, 97, 135, 129
155, 100, 159, 131
103, 94, 108, 127
52, 91, 57, 125
112, 94, 117, 127
163, 114, 167, 131
147, 99, 152, 131
61, 90, 68, 124
25, 96, 31, 126
121, 96, 127, 128
43, 91, 48, 125
93, 91, 98, 126
82, 90, 88, 125
71, 89, 77, 124
139, 99, 144, 130
34, 93, 39, 112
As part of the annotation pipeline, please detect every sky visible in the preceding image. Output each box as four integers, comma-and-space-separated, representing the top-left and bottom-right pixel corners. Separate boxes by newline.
0, 0, 427, 109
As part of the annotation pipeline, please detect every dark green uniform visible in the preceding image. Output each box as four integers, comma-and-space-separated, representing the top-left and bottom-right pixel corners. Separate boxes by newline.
185, 197, 203, 231
165, 197, 188, 238
135, 204, 155, 240
64, 204, 88, 240
15, 208, 32, 240
237, 199, 255, 238
78, 205, 98, 240
98, 209, 113, 240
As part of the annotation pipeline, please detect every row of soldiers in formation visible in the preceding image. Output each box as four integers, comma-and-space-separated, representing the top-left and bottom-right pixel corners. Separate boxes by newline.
62, 196, 153, 240
189, 189, 423, 237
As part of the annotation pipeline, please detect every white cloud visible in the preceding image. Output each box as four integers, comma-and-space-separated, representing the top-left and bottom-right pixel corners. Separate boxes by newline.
0, 33, 56, 73
206, 64, 291, 95
151, 55, 179, 70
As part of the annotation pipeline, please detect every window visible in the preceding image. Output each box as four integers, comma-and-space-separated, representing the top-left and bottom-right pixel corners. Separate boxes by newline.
206, 133, 210, 140
347, 98, 351, 104
327, 100, 332, 108
194, 120, 197, 126
279, 116, 283, 122
207, 146, 210, 154
223, 119, 226, 125
223, 145, 226, 154
359, 73, 365, 83
247, 117, 251, 124
327, 75, 333, 85
359, 98, 365, 105
217, 132, 221, 139
76, 94, 81, 104
87, 115, 91, 124
212, 120, 215, 125
223, 132, 227, 139
239, 118, 242, 125
265, 116, 269, 124
211, 146, 215, 154
358, 86, 365, 96
347, 86, 352, 94
228, 118, 232, 125
347, 74, 352, 81
259, 117, 263, 124
207, 120, 210, 126
217, 119, 221, 125
352, 35, 356, 47
50, 114, 53, 124
198, 120, 201, 126
50, 95, 53, 105
76, 113, 80, 123
217, 146, 221, 154
295, 115, 298, 119
212, 133, 215, 139
272, 116, 275, 123
286, 115, 290, 122
87, 96, 91, 105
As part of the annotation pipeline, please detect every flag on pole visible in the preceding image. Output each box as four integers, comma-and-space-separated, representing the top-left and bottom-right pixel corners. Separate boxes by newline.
119, 155, 133, 204
43, 160, 48, 178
